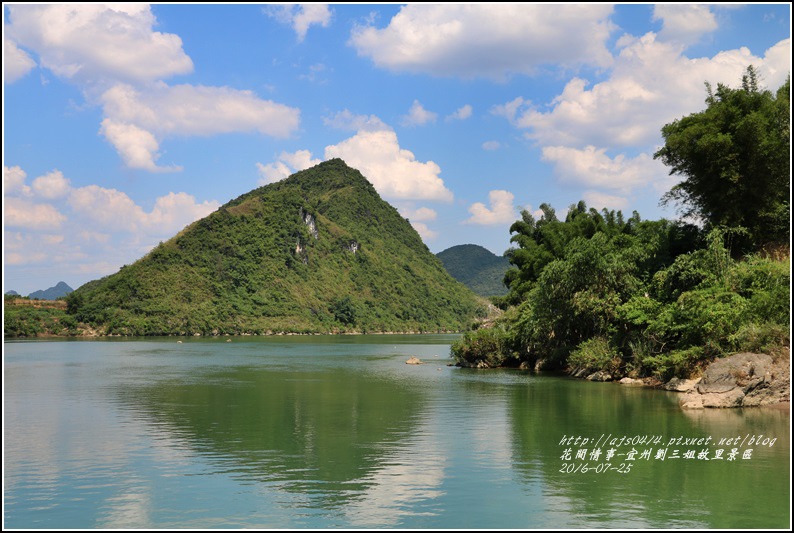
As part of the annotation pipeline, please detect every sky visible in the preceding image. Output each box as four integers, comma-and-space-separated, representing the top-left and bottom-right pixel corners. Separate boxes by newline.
2, 3, 791, 296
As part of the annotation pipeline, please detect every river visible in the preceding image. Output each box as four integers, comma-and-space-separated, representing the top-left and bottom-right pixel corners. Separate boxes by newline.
3, 335, 790, 528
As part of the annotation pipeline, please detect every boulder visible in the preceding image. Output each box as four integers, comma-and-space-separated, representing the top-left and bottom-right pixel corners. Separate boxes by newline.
679, 350, 790, 409
586, 371, 612, 382
664, 377, 701, 392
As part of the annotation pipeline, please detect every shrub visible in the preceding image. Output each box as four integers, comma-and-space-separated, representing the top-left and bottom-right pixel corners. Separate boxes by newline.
451, 326, 516, 368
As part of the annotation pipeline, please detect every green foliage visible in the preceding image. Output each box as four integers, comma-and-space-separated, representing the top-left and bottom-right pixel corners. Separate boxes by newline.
501, 201, 701, 307
455, 213, 790, 379
568, 337, 621, 375
450, 325, 516, 368
3, 304, 81, 337
437, 244, 510, 297
655, 66, 791, 251
57, 159, 481, 336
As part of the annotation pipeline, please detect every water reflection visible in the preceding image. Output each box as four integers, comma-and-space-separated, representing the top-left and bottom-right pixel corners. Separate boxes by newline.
507, 375, 790, 528
112, 362, 444, 526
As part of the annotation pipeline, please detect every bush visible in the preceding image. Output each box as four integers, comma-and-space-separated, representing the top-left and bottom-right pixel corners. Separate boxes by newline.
451, 326, 516, 368
568, 337, 621, 374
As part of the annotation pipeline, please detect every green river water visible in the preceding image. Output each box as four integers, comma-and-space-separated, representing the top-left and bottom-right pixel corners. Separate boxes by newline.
3, 335, 790, 529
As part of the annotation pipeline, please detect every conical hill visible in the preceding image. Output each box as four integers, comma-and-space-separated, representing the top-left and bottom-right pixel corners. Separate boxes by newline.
68, 159, 482, 335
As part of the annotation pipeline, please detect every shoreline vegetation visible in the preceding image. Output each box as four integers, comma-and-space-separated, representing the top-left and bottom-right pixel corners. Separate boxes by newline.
2, 295, 482, 338
449, 68, 790, 407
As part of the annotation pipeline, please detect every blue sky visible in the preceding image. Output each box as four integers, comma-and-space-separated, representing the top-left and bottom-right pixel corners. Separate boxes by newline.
3, 3, 791, 296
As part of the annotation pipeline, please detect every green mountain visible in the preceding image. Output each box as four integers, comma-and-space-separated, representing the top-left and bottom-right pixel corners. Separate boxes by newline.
29, 281, 73, 300
436, 244, 510, 297
67, 159, 483, 335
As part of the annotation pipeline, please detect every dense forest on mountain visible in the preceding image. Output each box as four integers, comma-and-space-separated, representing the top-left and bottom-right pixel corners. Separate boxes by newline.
6, 159, 484, 337
452, 67, 790, 379
437, 244, 510, 297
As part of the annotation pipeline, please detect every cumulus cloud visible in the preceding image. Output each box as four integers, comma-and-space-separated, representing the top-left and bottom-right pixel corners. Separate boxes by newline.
504, 34, 791, 150
265, 4, 332, 42
482, 141, 501, 151
465, 190, 517, 225
31, 170, 71, 199
5, 4, 193, 86
99, 119, 180, 173
400, 100, 438, 127
446, 104, 472, 121
4, 37, 37, 83
6, 4, 301, 173
653, 4, 717, 46
582, 191, 629, 212
409, 221, 438, 241
100, 84, 301, 138
99, 83, 300, 171
541, 146, 664, 193
350, 4, 615, 79
257, 149, 322, 184
4, 165, 219, 276
4, 166, 32, 196
67, 184, 217, 236
400, 206, 438, 222
325, 128, 453, 202
5, 198, 67, 230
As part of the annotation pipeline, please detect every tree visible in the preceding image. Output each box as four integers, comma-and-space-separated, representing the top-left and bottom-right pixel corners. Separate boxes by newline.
654, 66, 790, 252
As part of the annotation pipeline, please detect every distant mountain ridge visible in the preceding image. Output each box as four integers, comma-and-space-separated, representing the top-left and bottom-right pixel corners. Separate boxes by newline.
437, 244, 510, 297
29, 281, 74, 300
4, 282, 73, 300
67, 159, 481, 335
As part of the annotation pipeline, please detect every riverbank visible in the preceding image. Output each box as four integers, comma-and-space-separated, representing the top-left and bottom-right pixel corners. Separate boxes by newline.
611, 349, 790, 409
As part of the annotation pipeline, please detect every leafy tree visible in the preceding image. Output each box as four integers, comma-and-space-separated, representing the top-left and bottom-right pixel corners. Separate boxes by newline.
654, 66, 790, 252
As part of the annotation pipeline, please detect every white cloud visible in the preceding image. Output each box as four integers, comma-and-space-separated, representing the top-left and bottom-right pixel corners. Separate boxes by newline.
491, 97, 525, 124
653, 5, 717, 46
582, 191, 629, 212
265, 4, 332, 42
410, 221, 438, 241
465, 190, 516, 225
146, 192, 221, 235
100, 83, 301, 138
446, 104, 472, 121
4, 37, 36, 83
350, 4, 615, 79
5, 198, 67, 230
256, 161, 292, 185
541, 145, 665, 193
504, 35, 792, 150
4, 166, 31, 196
482, 141, 501, 151
280, 150, 322, 173
400, 100, 438, 127
99, 119, 180, 173
31, 170, 72, 199
67, 185, 218, 236
257, 150, 322, 185
323, 109, 390, 132
325, 129, 453, 202
99, 83, 300, 171
400, 206, 437, 222
6, 5, 301, 173
6, 4, 193, 86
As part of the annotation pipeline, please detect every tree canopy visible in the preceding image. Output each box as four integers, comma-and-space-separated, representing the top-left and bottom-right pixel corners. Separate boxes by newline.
654, 66, 790, 252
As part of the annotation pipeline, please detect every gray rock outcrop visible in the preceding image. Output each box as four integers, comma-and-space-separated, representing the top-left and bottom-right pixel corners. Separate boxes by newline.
679, 350, 790, 409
